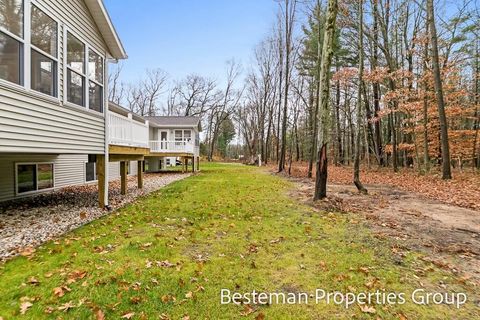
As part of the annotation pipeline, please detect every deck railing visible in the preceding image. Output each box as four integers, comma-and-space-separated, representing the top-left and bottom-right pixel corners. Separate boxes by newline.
149, 140, 195, 154
108, 112, 149, 148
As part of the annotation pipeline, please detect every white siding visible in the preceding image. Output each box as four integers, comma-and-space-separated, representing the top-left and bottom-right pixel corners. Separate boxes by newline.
0, 154, 88, 202
0, 0, 110, 154
108, 161, 139, 181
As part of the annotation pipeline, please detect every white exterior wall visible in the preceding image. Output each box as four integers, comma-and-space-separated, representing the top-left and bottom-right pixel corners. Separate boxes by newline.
108, 161, 139, 181
0, 154, 88, 202
0, 155, 144, 202
0, 0, 111, 154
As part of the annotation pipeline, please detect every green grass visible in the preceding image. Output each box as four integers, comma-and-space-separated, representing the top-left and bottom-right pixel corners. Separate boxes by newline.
0, 163, 478, 319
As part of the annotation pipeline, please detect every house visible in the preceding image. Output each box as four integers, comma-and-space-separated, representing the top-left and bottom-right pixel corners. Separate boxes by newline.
0, 0, 199, 207
145, 116, 201, 171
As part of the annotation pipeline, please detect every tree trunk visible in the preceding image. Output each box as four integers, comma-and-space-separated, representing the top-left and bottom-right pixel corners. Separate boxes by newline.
354, 0, 368, 194
314, 0, 338, 201
427, 0, 452, 179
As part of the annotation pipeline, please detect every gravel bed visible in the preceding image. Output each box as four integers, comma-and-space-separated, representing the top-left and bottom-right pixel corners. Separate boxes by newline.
0, 172, 191, 261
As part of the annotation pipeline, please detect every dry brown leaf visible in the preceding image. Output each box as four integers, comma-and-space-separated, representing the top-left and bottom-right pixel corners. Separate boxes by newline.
95, 308, 105, 320
360, 305, 376, 314
121, 312, 135, 319
53, 287, 64, 297
28, 276, 40, 285
240, 304, 255, 316
20, 301, 33, 315
185, 291, 193, 299
398, 313, 408, 320
58, 301, 75, 312
19, 247, 36, 257
255, 312, 265, 320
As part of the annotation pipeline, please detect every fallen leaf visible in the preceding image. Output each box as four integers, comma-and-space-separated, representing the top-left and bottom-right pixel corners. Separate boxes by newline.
360, 305, 376, 314
19, 247, 36, 257
130, 296, 141, 304
185, 291, 193, 299
255, 312, 265, 320
28, 276, 40, 286
58, 301, 75, 312
95, 308, 105, 320
20, 301, 33, 315
398, 313, 408, 320
182, 315, 190, 320
80, 211, 87, 220
240, 304, 255, 316
121, 312, 135, 319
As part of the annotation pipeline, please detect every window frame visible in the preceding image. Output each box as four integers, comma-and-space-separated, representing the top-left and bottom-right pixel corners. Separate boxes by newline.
29, 1, 59, 98
87, 48, 104, 113
84, 160, 97, 183
15, 162, 55, 195
63, 27, 105, 113
0, 0, 25, 88
0, 0, 62, 100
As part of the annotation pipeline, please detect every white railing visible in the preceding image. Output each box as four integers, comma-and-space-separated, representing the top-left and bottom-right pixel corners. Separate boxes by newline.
149, 140, 195, 154
108, 112, 149, 148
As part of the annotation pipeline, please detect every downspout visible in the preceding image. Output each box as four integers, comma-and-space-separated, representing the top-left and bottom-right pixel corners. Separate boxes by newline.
104, 59, 115, 208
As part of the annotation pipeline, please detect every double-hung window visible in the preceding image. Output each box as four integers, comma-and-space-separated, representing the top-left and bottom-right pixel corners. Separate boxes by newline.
30, 4, 57, 96
88, 49, 103, 112
66, 32, 85, 106
66, 32, 104, 112
0, 0, 24, 85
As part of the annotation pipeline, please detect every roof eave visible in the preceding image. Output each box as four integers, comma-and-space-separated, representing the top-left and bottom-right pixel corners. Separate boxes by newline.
84, 0, 127, 60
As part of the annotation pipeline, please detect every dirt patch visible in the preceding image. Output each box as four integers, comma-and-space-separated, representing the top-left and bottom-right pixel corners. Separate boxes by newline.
287, 176, 480, 285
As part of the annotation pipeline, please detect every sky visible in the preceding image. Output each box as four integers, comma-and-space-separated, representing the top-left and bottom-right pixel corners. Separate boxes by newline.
104, 0, 278, 86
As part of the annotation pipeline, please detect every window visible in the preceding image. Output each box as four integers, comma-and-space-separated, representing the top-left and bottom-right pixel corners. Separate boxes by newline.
30, 4, 57, 96
17, 164, 35, 193
175, 130, 182, 142
174, 130, 192, 142
0, 0, 23, 85
0, 32, 22, 84
85, 155, 97, 182
16, 163, 54, 194
184, 130, 192, 141
37, 163, 54, 189
0, 0, 23, 37
66, 32, 85, 106
88, 50, 103, 112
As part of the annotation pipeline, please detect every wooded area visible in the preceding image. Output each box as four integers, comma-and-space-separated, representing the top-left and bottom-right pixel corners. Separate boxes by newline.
110, 0, 480, 199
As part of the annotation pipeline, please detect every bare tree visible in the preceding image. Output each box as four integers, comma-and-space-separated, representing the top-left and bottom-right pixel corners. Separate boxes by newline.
427, 0, 452, 179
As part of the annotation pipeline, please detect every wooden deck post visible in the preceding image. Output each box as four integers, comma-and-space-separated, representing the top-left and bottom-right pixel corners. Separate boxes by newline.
185, 157, 189, 172
192, 156, 195, 172
197, 157, 199, 171
137, 160, 143, 189
120, 161, 127, 195
97, 154, 106, 208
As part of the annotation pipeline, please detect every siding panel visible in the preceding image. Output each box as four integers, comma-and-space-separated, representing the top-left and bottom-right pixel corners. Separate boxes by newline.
0, 154, 88, 202
0, 0, 109, 154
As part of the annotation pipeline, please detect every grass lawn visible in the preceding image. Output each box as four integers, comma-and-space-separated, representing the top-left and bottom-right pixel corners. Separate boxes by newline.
0, 163, 478, 319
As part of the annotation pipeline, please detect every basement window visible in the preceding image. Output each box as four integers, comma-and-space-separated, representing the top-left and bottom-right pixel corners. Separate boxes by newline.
16, 163, 54, 194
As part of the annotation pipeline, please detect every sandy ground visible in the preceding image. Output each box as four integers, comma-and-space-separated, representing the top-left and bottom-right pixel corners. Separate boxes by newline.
289, 176, 480, 284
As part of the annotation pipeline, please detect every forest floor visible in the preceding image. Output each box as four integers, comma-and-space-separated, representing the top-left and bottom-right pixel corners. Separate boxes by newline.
276, 162, 480, 285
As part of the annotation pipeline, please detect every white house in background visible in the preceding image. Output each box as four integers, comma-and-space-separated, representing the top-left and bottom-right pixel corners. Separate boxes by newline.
145, 116, 201, 170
